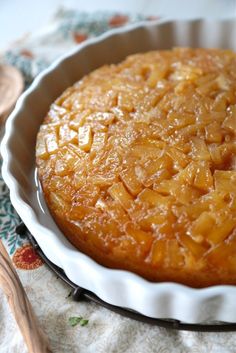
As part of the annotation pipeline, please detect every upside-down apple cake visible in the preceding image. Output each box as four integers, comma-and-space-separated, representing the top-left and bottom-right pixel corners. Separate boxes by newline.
36, 48, 236, 287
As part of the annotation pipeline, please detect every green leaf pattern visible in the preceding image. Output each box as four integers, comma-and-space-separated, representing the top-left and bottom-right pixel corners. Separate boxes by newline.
0, 160, 24, 255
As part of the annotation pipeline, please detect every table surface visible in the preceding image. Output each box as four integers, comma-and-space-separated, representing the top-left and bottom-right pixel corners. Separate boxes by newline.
1, 0, 236, 50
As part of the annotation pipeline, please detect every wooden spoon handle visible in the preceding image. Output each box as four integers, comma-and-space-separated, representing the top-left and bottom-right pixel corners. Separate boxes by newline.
0, 65, 24, 124
0, 240, 52, 353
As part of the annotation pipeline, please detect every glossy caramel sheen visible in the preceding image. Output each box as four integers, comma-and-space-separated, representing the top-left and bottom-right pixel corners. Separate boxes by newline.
36, 48, 236, 287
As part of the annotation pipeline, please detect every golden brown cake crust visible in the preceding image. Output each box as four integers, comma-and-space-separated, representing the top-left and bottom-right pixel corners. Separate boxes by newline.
36, 48, 236, 287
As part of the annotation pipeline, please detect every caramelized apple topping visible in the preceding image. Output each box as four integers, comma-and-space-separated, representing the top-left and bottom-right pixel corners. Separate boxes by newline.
36, 48, 236, 286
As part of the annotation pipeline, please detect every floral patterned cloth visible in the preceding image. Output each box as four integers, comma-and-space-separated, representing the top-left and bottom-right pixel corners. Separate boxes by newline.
1, 8, 236, 353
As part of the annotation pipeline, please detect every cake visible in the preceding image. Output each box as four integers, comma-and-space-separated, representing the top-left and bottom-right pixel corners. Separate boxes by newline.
36, 48, 236, 287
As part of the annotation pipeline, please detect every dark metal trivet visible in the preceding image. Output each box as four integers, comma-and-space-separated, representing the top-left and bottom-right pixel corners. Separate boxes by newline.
16, 222, 236, 332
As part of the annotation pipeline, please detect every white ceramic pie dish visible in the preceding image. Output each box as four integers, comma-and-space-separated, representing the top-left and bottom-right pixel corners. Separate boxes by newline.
2, 19, 236, 323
